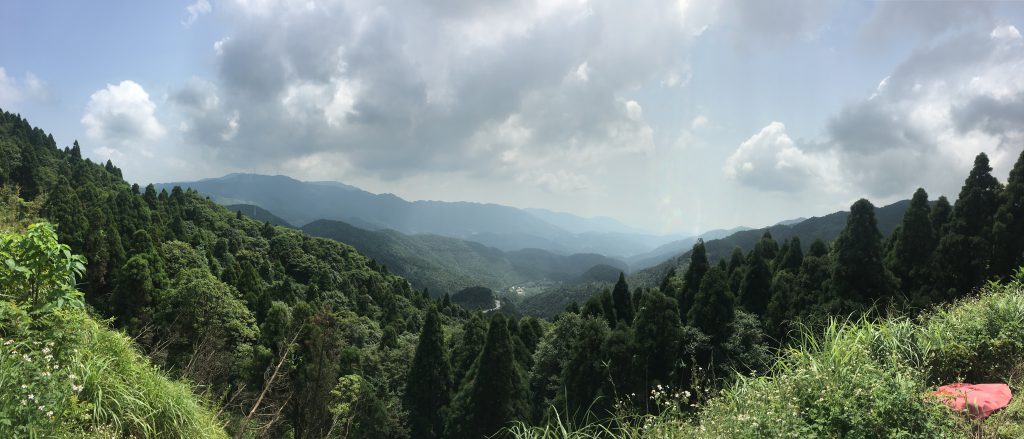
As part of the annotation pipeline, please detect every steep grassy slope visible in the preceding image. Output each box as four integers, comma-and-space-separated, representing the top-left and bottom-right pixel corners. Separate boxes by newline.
0, 224, 226, 438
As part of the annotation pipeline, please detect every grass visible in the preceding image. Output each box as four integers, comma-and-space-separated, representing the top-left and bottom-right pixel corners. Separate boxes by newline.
509, 272, 1024, 438
0, 304, 228, 438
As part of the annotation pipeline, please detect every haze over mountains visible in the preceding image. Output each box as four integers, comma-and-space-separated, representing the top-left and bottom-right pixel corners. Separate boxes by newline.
157, 173, 705, 258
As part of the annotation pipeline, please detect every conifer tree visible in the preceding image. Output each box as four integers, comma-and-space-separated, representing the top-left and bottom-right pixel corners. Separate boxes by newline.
405, 306, 451, 439
739, 246, 772, 315
830, 199, 896, 309
560, 317, 610, 420
447, 314, 530, 439
930, 196, 952, 234
885, 188, 935, 298
611, 272, 634, 324
598, 289, 616, 326
779, 236, 803, 274
688, 266, 734, 342
727, 247, 745, 275
450, 314, 486, 391
633, 290, 680, 387
808, 238, 828, 258
992, 149, 1024, 278
933, 153, 1003, 299
42, 177, 88, 250
678, 239, 709, 318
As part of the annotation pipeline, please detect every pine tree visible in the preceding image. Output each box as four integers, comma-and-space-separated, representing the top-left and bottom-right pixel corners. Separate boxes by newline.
885, 188, 935, 299
992, 149, 1024, 278
678, 239, 709, 318
560, 317, 611, 420
688, 266, 734, 342
599, 290, 616, 326
611, 272, 634, 324
447, 314, 530, 439
830, 199, 896, 310
405, 306, 451, 439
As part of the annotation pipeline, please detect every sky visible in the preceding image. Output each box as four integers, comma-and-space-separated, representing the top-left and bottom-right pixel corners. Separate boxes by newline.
2, 1, 1024, 236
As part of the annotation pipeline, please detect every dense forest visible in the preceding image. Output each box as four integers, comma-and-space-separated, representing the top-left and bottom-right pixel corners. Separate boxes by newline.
2, 107, 1024, 438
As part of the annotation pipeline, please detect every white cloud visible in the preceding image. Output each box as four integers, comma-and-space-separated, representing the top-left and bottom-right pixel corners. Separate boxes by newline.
690, 115, 708, 129
183, 0, 212, 26
81, 80, 166, 154
574, 61, 590, 82
724, 121, 838, 192
0, 67, 49, 107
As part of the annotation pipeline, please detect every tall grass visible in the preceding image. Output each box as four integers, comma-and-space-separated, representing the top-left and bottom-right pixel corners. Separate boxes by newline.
0, 305, 227, 438
510, 274, 1024, 438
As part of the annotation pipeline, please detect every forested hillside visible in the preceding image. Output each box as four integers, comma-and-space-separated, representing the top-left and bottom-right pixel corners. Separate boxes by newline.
301, 218, 627, 297
4, 107, 1024, 438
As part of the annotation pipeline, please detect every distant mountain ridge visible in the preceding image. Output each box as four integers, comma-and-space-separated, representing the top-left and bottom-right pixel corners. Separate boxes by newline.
300, 218, 628, 296
155, 173, 687, 257
629, 199, 914, 288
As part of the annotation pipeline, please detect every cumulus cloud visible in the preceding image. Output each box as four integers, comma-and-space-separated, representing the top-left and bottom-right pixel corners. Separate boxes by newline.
724, 122, 837, 192
727, 24, 1024, 198
81, 80, 165, 156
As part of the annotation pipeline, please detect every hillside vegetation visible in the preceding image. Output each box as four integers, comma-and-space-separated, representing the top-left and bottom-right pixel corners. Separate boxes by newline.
509, 273, 1024, 438
0, 223, 226, 438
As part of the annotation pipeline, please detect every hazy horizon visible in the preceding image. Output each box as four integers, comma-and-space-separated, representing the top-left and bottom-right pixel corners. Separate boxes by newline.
3, 0, 1024, 235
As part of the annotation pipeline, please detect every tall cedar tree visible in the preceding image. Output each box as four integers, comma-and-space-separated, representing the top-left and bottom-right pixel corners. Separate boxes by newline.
679, 239, 709, 319
447, 314, 530, 439
611, 272, 634, 324
633, 290, 680, 387
992, 149, 1024, 278
688, 266, 734, 342
560, 317, 611, 420
779, 236, 804, 274
450, 314, 486, 391
934, 153, 1002, 299
405, 306, 451, 439
885, 188, 935, 299
930, 196, 952, 234
739, 234, 774, 315
831, 199, 896, 309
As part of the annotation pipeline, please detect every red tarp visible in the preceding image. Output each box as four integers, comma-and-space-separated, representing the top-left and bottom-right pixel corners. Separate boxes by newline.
932, 383, 1013, 419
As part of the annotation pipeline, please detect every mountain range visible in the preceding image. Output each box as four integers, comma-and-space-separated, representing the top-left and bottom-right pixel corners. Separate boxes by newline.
156, 173, 691, 258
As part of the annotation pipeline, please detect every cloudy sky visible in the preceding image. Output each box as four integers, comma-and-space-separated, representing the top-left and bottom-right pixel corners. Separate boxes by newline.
2, 1, 1024, 235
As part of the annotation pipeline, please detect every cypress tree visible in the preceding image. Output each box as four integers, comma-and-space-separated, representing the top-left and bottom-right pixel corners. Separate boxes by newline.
727, 247, 745, 275
830, 199, 896, 309
611, 272, 634, 324
688, 266, 734, 342
447, 314, 530, 439
992, 149, 1024, 278
450, 315, 486, 391
739, 247, 772, 315
779, 236, 804, 274
808, 238, 828, 258
598, 290, 616, 326
934, 153, 1003, 298
42, 177, 88, 250
633, 290, 680, 387
678, 239, 709, 318
930, 196, 952, 235
405, 306, 451, 439
885, 188, 935, 298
